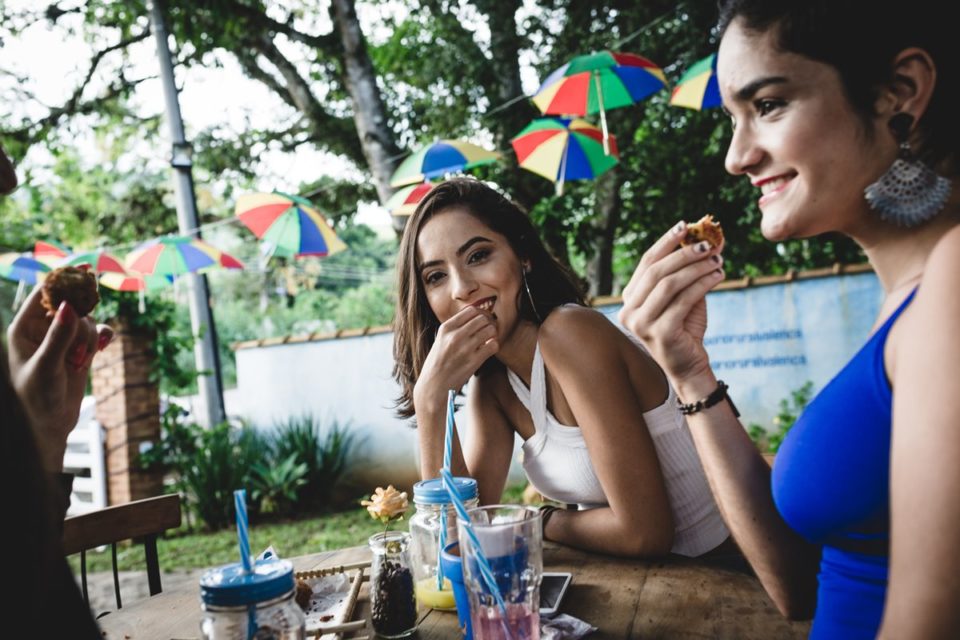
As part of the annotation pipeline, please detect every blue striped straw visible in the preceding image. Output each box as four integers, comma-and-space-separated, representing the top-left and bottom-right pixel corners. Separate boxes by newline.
441, 469, 515, 640
234, 489, 253, 573
437, 389, 456, 590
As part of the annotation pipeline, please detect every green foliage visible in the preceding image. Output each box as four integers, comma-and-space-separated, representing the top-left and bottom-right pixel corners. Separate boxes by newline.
748, 381, 816, 454
272, 415, 357, 511
251, 453, 309, 517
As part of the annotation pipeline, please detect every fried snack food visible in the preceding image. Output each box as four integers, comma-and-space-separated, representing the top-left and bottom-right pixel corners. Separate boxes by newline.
295, 578, 313, 611
40, 266, 100, 317
680, 214, 724, 248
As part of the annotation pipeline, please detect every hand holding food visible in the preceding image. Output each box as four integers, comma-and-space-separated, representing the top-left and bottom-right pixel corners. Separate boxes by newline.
679, 214, 724, 249
40, 265, 100, 318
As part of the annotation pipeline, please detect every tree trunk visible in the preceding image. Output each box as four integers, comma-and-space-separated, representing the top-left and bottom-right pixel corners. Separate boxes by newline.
330, 0, 404, 233
586, 166, 623, 297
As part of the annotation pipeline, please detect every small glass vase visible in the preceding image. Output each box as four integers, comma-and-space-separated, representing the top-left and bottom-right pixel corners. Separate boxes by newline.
368, 531, 418, 638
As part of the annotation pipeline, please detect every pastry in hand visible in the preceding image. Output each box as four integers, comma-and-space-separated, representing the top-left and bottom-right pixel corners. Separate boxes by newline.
40, 266, 100, 318
680, 214, 724, 249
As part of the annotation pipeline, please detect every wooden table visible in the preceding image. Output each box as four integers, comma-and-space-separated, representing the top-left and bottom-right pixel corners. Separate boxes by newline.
98, 542, 811, 639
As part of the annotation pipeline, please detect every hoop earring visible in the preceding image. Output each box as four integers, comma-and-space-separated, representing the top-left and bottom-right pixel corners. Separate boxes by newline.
864, 112, 951, 227
522, 269, 542, 323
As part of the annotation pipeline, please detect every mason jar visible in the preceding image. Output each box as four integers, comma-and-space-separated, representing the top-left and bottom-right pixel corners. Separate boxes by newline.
199, 558, 305, 639
408, 477, 479, 611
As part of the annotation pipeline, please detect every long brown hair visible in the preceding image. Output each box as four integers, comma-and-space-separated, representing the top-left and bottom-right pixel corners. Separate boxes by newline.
393, 178, 585, 419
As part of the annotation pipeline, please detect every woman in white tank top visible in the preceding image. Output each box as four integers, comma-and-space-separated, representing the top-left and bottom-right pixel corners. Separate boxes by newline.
393, 178, 728, 557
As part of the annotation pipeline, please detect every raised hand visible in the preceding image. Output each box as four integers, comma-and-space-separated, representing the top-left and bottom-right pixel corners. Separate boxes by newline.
6, 284, 113, 472
619, 221, 724, 386
413, 305, 498, 414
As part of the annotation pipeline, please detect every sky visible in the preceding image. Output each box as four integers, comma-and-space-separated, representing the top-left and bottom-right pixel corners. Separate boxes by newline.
1, 0, 549, 238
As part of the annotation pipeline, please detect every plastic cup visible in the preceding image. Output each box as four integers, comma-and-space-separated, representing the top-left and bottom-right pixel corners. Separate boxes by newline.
440, 541, 472, 640
458, 505, 542, 640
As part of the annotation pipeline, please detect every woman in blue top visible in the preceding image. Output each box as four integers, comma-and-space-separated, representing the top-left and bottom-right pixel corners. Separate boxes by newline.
620, 0, 960, 638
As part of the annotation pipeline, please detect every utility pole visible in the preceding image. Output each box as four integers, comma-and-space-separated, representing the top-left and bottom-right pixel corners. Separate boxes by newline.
148, 0, 226, 428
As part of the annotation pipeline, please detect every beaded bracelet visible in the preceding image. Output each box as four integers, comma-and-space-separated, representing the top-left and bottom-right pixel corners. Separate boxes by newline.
677, 379, 740, 417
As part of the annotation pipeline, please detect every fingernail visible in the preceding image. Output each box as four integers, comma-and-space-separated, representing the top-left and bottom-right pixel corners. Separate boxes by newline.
56, 301, 76, 325
674, 221, 686, 235
97, 332, 113, 352
711, 255, 723, 265
696, 241, 711, 253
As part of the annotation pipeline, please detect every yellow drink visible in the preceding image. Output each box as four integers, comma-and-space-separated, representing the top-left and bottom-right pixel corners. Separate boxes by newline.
415, 577, 457, 610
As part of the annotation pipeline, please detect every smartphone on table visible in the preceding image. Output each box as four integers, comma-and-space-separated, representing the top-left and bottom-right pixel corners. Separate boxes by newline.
539, 572, 572, 618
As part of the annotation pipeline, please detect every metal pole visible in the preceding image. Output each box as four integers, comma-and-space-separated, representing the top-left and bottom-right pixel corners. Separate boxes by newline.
148, 0, 226, 428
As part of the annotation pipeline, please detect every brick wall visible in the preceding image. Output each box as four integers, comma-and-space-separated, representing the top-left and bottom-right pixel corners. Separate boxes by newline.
91, 323, 163, 505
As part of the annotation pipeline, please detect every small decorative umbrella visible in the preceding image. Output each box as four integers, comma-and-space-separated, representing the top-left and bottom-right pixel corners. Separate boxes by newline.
389, 140, 500, 188
60, 250, 127, 274
34, 240, 71, 267
234, 191, 347, 258
532, 50, 667, 154
511, 118, 619, 195
100, 271, 175, 313
126, 236, 244, 276
670, 53, 721, 111
385, 182, 437, 216
0, 252, 51, 284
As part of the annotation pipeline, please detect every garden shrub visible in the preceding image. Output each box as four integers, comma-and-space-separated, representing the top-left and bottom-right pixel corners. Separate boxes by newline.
748, 381, 815, 454
272, 415, 356, 511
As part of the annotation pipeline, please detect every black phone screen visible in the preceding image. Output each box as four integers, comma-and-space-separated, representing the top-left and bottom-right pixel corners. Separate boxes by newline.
540, 573, 570, 610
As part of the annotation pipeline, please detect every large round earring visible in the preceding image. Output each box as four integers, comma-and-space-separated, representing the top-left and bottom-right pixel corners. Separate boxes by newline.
864, 112, 951, 227
521, 268, 542, 323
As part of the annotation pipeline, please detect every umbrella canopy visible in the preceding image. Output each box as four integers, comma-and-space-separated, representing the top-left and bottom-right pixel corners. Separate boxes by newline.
389, 140, 500, 188
60, 250, 127, 274
670, 53, 721, 111
511, 118, 619, 194
126, 236, 244, 276
0, 252, 51, 284
385, 182, 438, 216
532, 50, 666, 153
99, 271, 174, 292
34, 240, 71, 267
235, 191, 347, 258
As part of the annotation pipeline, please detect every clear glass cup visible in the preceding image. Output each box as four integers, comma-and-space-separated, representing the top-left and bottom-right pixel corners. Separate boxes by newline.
458, 505, 542, 640
368, 531, 418, 638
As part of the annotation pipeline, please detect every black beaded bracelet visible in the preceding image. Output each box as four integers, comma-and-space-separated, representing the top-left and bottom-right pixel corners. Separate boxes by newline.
677, 380, 740, 417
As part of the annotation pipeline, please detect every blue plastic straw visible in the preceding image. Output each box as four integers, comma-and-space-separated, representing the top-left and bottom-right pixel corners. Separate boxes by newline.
441, 469, 515, 640
234, 489, 252, 573
437, 389, 456, 590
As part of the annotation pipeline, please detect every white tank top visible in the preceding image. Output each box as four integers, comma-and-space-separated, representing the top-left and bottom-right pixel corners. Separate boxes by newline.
505, 333, 729, 557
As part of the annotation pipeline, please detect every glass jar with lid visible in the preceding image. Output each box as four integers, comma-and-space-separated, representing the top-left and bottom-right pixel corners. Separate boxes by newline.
408, 476, 478, 611
199, 558, 305, 639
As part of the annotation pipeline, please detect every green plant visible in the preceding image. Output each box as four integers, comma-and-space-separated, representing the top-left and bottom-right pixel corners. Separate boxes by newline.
251, 453, 309, 516
748, 381, 815, 454
272, 415, 356, 510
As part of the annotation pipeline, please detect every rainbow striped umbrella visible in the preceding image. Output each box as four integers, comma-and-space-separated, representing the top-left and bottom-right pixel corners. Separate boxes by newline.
511, 118, 619, 195
34, 240, 71, 267
670, 53, 721, 111
60, 250, 127, 274
235, 191, 346, 258
532, 50, 667, 154
389, 140, 500, 188
0, 252, 50, 284
99, 271, 174, 292
385, 182, 438, 216
126, 236, 244, 276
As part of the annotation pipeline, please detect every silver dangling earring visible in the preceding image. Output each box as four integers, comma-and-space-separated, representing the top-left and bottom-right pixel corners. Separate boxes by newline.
522, 268, 542, 323
864, 112, 951, 227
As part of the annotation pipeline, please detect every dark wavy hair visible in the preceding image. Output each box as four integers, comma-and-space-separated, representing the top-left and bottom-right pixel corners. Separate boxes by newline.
392, 178, 585, 419
717, 0, 959, 174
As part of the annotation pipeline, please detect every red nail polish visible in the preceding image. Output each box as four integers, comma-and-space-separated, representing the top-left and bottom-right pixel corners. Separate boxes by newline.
70, 343, 88, 365
97, 332, 113, 352
57, 301, 76, 325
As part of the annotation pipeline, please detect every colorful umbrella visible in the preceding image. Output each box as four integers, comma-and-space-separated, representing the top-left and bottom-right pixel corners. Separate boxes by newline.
670, 53, 721, 111
0, 252, 51, 284
99, 271, 174, 292
126, 236, 244, 276
234, 191, 347, 258
532, 50, 667, 153
511, 118, 619, 195
385, 182, 438, 216
34, 240, 71, 267
60, 250, 127, 274
389, 140, 500, 188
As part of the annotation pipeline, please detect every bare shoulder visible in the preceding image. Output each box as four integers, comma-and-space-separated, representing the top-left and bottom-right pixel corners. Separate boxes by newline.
915, 225, 960, 307
539, 305, 625, 366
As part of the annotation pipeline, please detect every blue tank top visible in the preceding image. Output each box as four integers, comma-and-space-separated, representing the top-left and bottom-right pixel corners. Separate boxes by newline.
772, 290, 916, 640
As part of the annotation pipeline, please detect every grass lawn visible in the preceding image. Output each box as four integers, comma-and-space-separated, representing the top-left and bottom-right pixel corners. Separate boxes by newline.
70, 484, 529, 574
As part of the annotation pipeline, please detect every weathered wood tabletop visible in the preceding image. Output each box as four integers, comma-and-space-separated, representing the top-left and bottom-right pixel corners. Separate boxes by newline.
98, 542, 811, 639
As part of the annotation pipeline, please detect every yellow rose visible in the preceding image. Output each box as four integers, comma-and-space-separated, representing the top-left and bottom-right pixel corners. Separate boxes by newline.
361, 485, 409, 523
